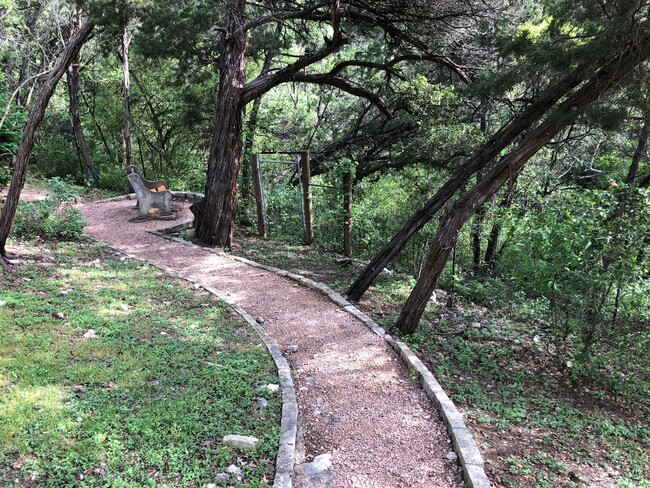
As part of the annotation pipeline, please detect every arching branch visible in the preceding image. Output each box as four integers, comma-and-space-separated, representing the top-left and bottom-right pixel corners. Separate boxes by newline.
291, 72, 392, 118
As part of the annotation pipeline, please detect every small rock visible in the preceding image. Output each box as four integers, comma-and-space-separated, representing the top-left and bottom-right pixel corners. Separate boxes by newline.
222, 434, 258, 450
119, 304, 129, 311
257, 397, 268, 408
72, 385, 84, 393
225, 465, 242, 476
83, 329, 98, 339
294, 454, 334, 488
312, 410, 321, 417
53, 312, 66, 320
0, 300, 6, 307
206, 484, 217, 488
446, 451, 458, 461
256, 317, 265, 324
213, 473, 229, 485
335, 258, 352, 266
285, 345, 299, 354
533, 335, 541, 343
265, 384, 280, 393
160, 331, 169, 336
471, 322, 482, 329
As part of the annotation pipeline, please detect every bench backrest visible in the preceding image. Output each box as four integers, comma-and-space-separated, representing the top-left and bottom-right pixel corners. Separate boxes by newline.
126, 165, 167, 192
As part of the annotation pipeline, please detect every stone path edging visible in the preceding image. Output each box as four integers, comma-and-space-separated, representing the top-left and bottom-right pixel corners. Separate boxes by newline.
84, 236, 297, 488
149, 230, 491, 488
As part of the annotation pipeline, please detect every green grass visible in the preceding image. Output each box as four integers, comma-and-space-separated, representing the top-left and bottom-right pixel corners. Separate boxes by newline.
0, 240, 280, 487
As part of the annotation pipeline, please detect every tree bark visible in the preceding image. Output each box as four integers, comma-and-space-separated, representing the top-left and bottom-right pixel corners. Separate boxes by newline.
395, 36, 650, 334
67, 27, 99, 188
122, 26, 133, 169
195, 0, 248, 247
0, 19, 95, 261
345, 61, 597, 301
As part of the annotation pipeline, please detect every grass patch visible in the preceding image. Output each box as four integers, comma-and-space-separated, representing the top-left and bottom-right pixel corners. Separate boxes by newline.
0, 239, 280, 487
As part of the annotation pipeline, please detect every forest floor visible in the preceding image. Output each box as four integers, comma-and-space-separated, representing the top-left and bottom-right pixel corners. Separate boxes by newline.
78, 198, 465, 488
231, 229, 650, 488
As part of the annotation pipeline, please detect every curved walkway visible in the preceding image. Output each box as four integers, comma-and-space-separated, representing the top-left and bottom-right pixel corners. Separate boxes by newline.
80, 198, 464, 488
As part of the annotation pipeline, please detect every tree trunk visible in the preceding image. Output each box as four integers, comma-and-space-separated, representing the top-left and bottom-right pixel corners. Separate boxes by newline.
195, 0, 248, 247
345, 61, 597, 301
396, 39, 650, 334
242, 38, 277, 202
122, 26, 133, 169
626, 109, 650, 185
67, 31, 99, 188
0, 20, 95, 262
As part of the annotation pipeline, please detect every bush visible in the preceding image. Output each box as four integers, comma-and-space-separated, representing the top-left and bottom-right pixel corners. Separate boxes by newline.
12, 178, 86, 240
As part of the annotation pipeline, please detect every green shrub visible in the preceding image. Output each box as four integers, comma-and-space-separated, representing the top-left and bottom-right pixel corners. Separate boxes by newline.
12, 178, 86, 240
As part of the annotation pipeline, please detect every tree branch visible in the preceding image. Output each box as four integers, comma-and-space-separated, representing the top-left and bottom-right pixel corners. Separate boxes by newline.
242, 0, 344, 104
239, 1, 330, 34
291, 72, 392, 118
328, 54, 472, 82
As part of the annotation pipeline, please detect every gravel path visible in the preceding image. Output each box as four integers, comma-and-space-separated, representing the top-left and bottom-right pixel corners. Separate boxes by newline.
79, 199, 464, 488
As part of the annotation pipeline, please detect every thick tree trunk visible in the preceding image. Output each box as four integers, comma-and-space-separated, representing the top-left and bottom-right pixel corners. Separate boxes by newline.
395, 37, 650, 334
195, 0, 248, 247
122, 26, 133, 169
0, 20, 94, 261
67, 45, 99, 188
345, 61, 602, 301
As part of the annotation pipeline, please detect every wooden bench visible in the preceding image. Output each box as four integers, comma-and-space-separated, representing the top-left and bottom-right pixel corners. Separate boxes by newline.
127, 168, 173, 218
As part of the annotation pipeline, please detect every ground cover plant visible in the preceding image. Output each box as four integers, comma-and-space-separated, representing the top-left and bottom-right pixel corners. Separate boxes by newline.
229, 231, 650, 488
0, 239, 280, 487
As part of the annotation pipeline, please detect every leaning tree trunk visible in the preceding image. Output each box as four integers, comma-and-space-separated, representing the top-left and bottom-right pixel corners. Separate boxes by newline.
0, 20, 95, 262
345, 60, 599, 301
195, 0, 248, 247
67, 44, 99, 188
395, 36, 650, 334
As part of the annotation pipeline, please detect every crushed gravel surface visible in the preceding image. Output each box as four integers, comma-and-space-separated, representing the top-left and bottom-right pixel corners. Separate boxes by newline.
79, 199, 464, 488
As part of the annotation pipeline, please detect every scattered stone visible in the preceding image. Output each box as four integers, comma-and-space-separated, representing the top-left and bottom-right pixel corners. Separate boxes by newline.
446, 451, 458, 461
225, 465, 242, 476
294, 454, 334, 488
83, 329, 98, 339
265, 384, 280, 393
256, 317, 265, 324
222, 434, 258, 450
213, 473, 229, 485
119, 304, 129, 311
533, 335, 541, 343
312, 410, 321, 417
160, 331, 169, 336
285, 345, 299, 354
257, 397, 268, 408
471, 322, 482, 329
53, 312, 66, 320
